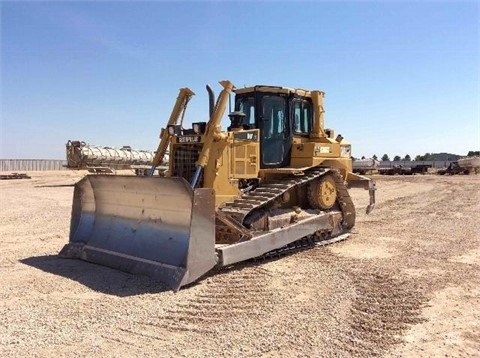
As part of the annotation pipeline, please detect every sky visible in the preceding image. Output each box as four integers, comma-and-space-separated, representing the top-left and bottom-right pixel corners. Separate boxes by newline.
1, 1, 479, 160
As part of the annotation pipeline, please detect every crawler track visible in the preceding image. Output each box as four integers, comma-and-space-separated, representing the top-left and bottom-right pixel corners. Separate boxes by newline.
256, 232, 351, 262
216, 168, 356, 244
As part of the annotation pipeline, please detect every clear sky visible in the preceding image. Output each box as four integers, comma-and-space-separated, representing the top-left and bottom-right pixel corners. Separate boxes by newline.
1, 1, 479, 160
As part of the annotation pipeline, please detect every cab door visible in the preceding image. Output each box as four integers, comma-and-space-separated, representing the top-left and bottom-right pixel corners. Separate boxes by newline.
259, 95, 291, 168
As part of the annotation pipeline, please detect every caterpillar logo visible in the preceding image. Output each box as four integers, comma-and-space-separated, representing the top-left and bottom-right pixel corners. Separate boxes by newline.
178, 136, 201, 143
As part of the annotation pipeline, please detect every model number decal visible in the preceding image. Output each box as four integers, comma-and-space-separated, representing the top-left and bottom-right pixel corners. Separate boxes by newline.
314, 146, 331, 154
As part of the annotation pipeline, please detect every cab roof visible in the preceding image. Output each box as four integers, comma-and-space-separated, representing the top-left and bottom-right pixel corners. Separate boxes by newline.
234, 85, 324, 98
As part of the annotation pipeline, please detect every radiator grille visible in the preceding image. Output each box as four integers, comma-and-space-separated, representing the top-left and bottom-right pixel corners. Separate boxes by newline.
172, 144, 204, 186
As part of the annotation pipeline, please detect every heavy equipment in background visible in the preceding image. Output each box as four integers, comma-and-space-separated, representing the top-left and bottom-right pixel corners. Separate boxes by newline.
352, 158, 379, 175
378, 163, 432, 175
438, 156, 480, 175
59, 80, 376, 290
458, 156, 480, 173
65, 140, 169, 175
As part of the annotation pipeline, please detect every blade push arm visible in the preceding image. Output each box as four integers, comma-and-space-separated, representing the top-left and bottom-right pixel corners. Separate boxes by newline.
149, 87, 195, 176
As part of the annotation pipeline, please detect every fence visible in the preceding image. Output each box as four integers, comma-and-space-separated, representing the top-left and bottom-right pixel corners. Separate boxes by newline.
0, 160, 67, 171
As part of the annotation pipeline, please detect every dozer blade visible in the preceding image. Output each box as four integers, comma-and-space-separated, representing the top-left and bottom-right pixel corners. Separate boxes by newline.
59, 175, 217, 291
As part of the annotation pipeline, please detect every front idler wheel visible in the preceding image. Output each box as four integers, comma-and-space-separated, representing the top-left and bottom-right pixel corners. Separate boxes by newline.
308, 175, 337, 210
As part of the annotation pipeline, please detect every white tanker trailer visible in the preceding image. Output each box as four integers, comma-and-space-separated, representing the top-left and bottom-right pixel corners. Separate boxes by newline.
65, 140, 168, 175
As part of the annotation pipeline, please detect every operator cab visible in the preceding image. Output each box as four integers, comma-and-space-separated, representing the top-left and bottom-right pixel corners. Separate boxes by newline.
234, 85, 313, 169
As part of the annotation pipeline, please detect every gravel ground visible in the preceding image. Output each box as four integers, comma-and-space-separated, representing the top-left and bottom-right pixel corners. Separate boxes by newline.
0, 171, 479, 357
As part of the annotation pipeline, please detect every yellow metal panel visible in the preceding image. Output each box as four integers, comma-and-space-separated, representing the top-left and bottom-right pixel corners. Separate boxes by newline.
236, 146, 245, 158
231, 129, 260, 179
289, 157, 318, 168
203, 139, 241, 207
246, 146, 257, 175
291, 142, 341, 159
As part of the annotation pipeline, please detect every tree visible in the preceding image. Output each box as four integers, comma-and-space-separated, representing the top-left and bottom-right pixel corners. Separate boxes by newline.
393, 155, 401, 161
381, 154, 390, 161
404, 154, 411, 161
467, 151, 480, 157
372, 154, 378, 161
415, 153, 435, 161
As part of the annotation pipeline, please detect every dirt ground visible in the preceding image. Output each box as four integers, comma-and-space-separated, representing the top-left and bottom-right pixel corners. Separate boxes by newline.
0, 171, 479, 357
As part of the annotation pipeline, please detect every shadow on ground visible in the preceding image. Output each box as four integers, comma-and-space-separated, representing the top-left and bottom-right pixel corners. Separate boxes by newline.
20, 255, 170, 297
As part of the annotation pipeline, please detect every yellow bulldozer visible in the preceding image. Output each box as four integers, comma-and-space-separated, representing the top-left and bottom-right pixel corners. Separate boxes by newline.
59, 80, 375, 290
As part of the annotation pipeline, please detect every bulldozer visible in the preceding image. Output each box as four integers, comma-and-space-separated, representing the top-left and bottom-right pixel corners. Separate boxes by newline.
59, 80, 375, 290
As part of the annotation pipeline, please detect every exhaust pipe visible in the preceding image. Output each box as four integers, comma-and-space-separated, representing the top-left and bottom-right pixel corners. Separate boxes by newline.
206, 85, 215, 118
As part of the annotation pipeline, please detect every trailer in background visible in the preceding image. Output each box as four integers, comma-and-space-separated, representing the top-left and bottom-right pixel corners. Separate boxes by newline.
0, 173, 31, 180
65, 140, 168, 175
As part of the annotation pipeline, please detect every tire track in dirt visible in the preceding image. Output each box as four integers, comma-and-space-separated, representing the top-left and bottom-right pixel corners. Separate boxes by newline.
341, 268, 426, 356
157, 243, 428, 357
299, 248, 427, 357
163, 266, 277, 332
119, 265, 278, 344
343, 176, 479, 356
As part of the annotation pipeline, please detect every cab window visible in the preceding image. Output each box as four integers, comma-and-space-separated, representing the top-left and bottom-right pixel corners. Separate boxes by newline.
292, 100, 312, 135
236, 97, 255, 128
